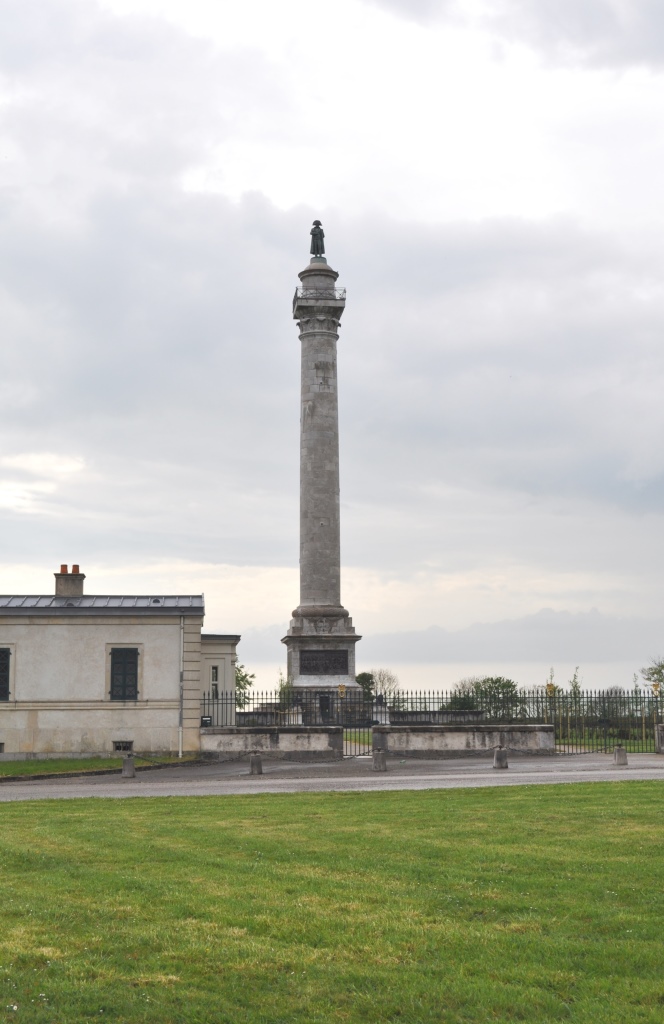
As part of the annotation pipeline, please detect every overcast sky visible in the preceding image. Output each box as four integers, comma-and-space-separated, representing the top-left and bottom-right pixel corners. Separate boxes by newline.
1, 0, 663, 687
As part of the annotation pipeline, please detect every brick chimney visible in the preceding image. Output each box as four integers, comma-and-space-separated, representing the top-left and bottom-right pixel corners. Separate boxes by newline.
54, 564, 86, 597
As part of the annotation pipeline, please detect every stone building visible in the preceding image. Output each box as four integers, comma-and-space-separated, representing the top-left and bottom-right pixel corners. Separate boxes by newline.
0, 565, 239, 757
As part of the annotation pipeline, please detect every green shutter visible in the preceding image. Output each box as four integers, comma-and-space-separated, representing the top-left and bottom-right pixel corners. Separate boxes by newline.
110, 648, 139, 700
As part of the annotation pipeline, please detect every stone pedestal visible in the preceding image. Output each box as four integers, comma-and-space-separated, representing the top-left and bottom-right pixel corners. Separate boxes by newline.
285, 607, 359, 689
282, 245, 360, 690
655, 724, 664, 754
493, 747, 509, 769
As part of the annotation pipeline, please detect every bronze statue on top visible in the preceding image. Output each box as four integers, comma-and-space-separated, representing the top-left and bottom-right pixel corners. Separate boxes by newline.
310, 220, 325, 257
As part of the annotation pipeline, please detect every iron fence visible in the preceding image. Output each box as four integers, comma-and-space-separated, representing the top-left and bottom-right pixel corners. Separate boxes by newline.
523, 689, 663, 754
201, 688, 376, 755
200, 687, 664, 755
293, 287, 346, 301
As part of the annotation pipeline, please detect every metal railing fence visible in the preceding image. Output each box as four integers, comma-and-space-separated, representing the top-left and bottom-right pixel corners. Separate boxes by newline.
200, 688, 663, 755
293, 287, 346, 301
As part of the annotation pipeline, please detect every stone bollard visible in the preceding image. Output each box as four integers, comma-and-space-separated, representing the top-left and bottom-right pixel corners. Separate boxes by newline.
372, 750, 387, 772
655, 724, 664, 754
493, 747, 509, 770
614, 745, 628, 766
121, 755, 135, 779
249, 753, 263, 776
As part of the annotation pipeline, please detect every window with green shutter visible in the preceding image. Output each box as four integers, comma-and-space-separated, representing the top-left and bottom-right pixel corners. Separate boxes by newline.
110, 648, 139, 701
0, 648, 9, 701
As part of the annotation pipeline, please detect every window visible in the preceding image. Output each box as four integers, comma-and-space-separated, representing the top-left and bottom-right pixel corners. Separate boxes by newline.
0, 648, 10, 702
110, 648, 139, 701
113, 740, 133, 752
211, 666, 218, 683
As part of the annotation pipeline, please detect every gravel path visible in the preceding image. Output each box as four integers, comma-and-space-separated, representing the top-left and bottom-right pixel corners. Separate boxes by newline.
0, 753, 662, 801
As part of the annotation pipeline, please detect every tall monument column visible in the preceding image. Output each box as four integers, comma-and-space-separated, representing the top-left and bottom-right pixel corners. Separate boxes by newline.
283, 222, 360, 689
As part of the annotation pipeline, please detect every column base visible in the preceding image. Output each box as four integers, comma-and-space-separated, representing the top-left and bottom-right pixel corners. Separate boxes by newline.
282, 606, 361, 689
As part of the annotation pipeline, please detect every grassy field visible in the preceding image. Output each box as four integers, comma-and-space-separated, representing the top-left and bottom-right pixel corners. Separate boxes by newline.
0, 756, 192, 778
0, 783, 663, 1023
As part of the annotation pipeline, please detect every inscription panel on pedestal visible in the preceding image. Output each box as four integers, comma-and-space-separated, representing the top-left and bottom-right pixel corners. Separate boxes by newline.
300, 650, 348, 675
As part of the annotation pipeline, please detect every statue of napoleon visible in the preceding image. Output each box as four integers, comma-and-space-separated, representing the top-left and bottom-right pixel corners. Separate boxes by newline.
310, 219, 325, 257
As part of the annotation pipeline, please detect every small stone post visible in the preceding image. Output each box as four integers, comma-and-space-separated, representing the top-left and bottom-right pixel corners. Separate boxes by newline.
249, 753, 263, 775
121, 755, 135, 778
373, 749, 387, 772
613, 745, 628, 766
655, 724, 664, 754
493, 747, 509, 769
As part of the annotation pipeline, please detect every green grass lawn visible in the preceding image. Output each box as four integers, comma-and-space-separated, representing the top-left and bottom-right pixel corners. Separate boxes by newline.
343, 729, 372, 753
0, 756, 192, 778
1, 783, 663, 1023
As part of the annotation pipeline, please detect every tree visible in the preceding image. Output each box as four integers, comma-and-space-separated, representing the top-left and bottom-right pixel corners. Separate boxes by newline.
355, 668, 400, 701
641, 657, 664, 690
545, 666, 560, 696
369, 667, 400, 698
448, 676, 483, 711
235, 663, 255, 709
355, 671, 375, 700
276, 668, 293, 707
447, 689, 478, 711
448, 675, 522, 717
474, 677, 522, 718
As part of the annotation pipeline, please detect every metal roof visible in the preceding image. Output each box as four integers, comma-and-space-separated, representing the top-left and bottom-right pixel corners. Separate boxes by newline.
0, 595, 204, 616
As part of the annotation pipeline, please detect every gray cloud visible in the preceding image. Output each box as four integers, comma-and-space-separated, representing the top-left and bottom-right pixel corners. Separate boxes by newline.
361, 608, 664, 663
361, 0, 458, 24
362, 0, 664, 68
488, 0, 664, 68
1, 0, 664, 644
4, 176, 664, 579
241, 608, 662, 667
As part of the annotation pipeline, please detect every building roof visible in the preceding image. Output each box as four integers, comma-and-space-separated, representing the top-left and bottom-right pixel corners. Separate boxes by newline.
0, 595, 204, 616
201, 633, 241, 644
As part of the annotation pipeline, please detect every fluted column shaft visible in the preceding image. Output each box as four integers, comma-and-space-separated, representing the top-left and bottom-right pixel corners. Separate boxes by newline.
283, 252, 359, 690
293, 260, 345, 613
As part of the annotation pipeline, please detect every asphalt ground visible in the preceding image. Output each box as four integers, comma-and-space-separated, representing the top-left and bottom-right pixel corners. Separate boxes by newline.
0, 753, 663, 801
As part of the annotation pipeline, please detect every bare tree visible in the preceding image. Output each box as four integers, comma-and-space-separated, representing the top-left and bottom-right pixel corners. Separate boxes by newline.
369, 667, 400, 697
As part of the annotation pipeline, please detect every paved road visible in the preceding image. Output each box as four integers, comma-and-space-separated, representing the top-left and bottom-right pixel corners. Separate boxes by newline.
1, 754, 663, 801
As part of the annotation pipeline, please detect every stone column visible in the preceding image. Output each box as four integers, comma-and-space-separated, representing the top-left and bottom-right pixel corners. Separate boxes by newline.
282, 232, 360, 690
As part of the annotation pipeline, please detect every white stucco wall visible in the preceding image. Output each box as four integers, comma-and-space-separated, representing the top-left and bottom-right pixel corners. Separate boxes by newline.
0, 618, 181, 701
0, 614, 204, 754
0, 707, 180, 755
199, 637, 238, 695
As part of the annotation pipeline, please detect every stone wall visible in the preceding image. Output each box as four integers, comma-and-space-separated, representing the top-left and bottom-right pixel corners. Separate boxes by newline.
372, 724, 555, 757
200, 726, 343, 761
